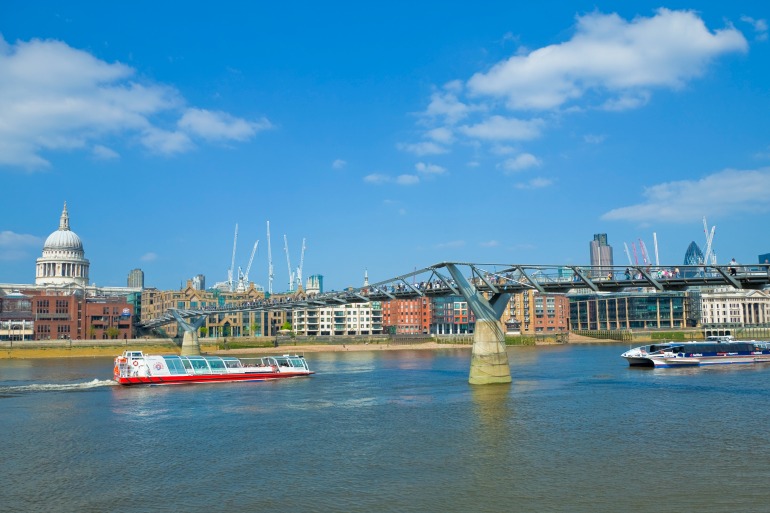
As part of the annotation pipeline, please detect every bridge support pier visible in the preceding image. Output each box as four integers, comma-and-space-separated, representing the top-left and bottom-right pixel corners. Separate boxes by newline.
171, 311, 207, 356
470, 319, 511, 385
445, 264, 512, 385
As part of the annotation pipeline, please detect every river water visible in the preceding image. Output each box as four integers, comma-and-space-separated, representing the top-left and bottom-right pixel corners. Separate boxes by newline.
2, 344, 769, 513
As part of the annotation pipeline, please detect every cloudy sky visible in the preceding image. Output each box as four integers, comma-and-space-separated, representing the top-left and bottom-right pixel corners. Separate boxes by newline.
1, 1, 769, 291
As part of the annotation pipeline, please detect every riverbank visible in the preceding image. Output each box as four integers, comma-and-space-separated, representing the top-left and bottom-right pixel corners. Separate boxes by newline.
0, 340, 472, 359
0, 332, 613, 359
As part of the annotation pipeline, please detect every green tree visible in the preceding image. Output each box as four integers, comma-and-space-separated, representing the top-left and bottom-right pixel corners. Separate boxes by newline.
251, 322, 261, 336
106, 327, 120, 339
199, 326, 208, 338
281, 321, 292, 331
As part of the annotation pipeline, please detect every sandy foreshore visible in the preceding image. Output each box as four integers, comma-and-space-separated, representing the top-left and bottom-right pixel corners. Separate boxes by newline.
0, 341, 472, 359
0, 333, 612, 359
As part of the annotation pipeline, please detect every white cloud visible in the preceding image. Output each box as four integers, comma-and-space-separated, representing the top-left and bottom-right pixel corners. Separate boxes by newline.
601, 168, 770, 222
480, 240, 500, 248
0, 231, 42, 261
140, 128, 193, 155
177, 108, 271, 141
397, 141, 448, 156
741, 15, 768, 41
424, 87, 472, 124
458, 115, 544, 141
435, 240, 466, 249
140, 252, 158, 262
501, 153, 542, 173
583, 134, 607, 144
467, 9, 748, 111
396, 174, 419, 185
415, 162, 446, 175
92, 145, 119, 160
364, 173, 390, 185
515, 177, 553, 189
332, 159, 347, 169
0, 35, 269, 169
425, 127, 454, 144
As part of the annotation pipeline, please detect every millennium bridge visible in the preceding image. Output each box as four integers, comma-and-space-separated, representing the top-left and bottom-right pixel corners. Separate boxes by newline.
140, 261, 770, 385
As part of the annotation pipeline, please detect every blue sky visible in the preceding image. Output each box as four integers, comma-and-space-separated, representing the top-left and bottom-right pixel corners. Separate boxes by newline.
1, 1, 769, 292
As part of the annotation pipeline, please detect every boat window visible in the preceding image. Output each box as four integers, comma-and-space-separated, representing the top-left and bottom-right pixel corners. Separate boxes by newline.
188, 357, 211, 374
274, 357, 291, 367
180, 359, 192, 370
223, 358, 242, 369
205, 357, 226, 370
288, 357, 305, 368
163, 356, 187, 375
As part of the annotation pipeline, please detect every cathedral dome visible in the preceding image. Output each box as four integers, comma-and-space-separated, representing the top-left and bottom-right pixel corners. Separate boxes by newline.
43, 202, 83, 251
44, 229, 83, 251
35, 202, 90, 287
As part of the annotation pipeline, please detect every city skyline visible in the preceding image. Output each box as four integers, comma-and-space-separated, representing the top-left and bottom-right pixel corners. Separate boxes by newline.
1, 2, 769, 291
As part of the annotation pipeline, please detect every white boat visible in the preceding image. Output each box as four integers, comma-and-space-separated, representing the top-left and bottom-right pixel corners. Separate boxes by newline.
622, 336, 770, 368
114, 351, 313, 385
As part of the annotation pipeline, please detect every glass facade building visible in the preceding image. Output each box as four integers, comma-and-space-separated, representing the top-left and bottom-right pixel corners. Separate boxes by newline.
569, 292, 692, 330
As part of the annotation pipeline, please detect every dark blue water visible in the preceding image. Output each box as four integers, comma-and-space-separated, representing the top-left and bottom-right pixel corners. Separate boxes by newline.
2, 344, 770, 512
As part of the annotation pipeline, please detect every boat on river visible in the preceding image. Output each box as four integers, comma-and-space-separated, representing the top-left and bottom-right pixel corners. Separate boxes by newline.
622, 336, 770, 368
113, 350, 314, 385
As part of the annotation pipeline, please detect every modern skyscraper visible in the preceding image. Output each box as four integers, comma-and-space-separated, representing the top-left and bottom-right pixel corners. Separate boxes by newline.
191, 274, 206, 291
589, 233, 613, 276
127, 268, 144, 289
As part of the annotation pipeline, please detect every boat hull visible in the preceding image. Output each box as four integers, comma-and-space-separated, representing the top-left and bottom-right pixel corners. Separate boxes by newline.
115, 370, 313, 386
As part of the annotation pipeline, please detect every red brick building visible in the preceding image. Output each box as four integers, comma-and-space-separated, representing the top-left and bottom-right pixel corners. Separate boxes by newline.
381, 297, 432, 334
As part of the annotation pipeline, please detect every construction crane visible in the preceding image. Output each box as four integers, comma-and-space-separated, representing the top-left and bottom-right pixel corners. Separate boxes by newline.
623, 242, 634, 266
228, 224, 238, 292
703, 217, 717, 265
296, 238, 306, 292
267, 221, 274, 296
284, 235, 295, 292
237, 240, 258, 292
639, 239, 650, 266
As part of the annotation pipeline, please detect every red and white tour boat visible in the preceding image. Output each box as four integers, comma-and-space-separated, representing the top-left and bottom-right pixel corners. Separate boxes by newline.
113, 350, 314, 385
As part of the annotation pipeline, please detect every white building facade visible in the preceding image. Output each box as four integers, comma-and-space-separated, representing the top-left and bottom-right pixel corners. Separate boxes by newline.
700, 289, 770, 326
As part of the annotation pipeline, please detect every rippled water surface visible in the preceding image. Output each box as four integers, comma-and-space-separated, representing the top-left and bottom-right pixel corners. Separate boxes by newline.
2, 344, 770, 512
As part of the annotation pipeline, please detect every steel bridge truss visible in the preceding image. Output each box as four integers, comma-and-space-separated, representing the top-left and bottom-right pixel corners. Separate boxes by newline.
139, 262, 770, 329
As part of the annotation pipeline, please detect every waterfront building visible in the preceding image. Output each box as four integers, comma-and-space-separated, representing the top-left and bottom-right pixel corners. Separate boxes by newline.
569, 291, 693, 331
127, 268, 144, 289
700, 289, 770, 337
502, 290, 569, 335
139, 281, 268, 338
381, 297, 432, 334
292, 301, 382, 336
0, 290, 34, 341
589, 233, 613, 277
431, 296, 474, 335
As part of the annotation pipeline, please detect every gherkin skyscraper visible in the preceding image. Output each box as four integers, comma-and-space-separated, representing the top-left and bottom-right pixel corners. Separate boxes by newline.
683, 241, 704, 277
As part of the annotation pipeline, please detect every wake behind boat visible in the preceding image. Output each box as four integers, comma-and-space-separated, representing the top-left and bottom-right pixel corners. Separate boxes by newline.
113, 350, 314, 385
622, 336, 770, 368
